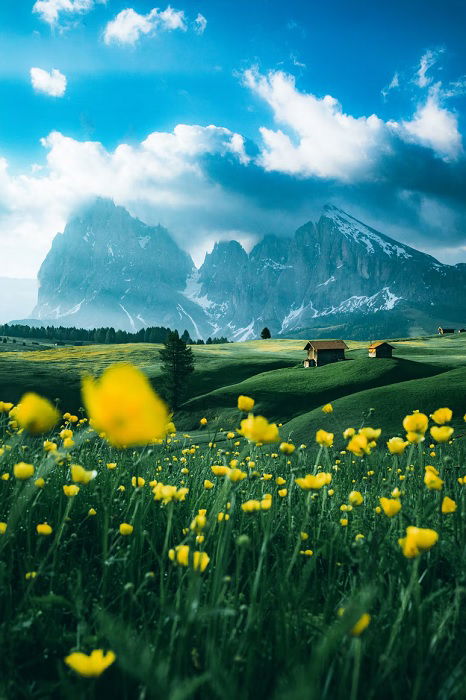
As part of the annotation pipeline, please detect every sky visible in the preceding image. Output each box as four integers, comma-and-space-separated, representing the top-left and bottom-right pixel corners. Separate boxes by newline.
1, 0, 466, 278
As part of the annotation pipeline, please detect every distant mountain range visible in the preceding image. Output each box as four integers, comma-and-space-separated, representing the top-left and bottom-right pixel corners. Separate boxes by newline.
23, 198, 466, 340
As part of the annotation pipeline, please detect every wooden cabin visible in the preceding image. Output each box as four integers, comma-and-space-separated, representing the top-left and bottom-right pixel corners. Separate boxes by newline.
368, 341, 394, 358
438, 327, 455, 334
303, 340, 348, 367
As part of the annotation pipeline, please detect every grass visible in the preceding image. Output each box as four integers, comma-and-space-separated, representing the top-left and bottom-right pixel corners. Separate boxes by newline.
0, 390, 465, 699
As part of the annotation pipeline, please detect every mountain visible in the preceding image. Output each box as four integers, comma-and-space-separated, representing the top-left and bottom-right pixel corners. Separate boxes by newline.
30, 199, 466, 339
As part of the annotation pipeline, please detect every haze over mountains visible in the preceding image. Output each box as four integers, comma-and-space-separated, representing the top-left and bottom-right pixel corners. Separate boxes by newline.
22, 198, 466, 340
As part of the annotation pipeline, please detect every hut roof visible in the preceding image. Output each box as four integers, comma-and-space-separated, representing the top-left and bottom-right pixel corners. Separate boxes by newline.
368, 341, 394, 349
303, 340, 348, 351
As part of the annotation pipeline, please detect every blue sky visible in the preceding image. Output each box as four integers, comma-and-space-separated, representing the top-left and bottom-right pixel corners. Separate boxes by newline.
1, 0, 466, 277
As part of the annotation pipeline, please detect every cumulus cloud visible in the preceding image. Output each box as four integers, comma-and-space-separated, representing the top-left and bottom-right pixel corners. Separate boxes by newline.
397, 87, 462, 160
30, 67, 67, 97
244, 67, 463, 177
32, 0, 105, 27
243, 68, 389, 180
103, 6, 187, 45
193, 13, 207, 35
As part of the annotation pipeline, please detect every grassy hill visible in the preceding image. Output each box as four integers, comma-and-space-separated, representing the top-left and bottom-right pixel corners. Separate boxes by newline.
0, 334, 465, 438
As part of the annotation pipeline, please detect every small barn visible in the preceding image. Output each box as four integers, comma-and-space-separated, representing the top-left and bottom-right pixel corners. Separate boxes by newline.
458, 329, 466, 333
368, 341, 394, 358
303, 340, 348, 367
438, 327, 455, 334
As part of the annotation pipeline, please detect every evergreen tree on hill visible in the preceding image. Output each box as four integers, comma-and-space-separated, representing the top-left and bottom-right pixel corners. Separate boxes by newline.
159, 330, 195, 410
261, 327, 271, 339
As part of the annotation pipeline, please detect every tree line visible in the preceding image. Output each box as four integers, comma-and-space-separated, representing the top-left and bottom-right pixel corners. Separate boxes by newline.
0, 323, 230, 346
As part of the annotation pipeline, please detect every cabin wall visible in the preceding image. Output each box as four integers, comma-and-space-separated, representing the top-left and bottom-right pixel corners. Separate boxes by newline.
316, 349, 345, 366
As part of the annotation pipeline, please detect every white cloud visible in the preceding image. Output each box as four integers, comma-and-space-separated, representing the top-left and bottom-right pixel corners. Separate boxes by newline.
415, 49, 443, 88
104, 6, 187, 45
244, 68, 388, 180
193, 13, 207, 35
381, 72, 399, 99
0, 125, 250, 277
32, 0, 105, 26
30, 67, 67, 97
397, 87, 462, 160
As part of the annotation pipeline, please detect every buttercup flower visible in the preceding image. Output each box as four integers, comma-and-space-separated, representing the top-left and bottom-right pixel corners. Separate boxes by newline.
71, 464, 96, 484
431, 408, 453, 425
119, 523, 134, 535
65, 649, 116, 677
295, 473, 332, 490
348, 491, 363, 506
168, 545, 210, 572
322, 403, 333, 414
387, 437, 409, 455
36, 522, 53, 536
13, 462, 34, 480
14, 393, 59, 434
316, 429, 334, 447
237, 395, 255, 412
82, 363, 170, 448
430, 426, 454, 443
279, 442, 295, 454
399, 526, 438, 557
441, 496, 457, 514
238, 414, 279, 444
379, 497, 402, 517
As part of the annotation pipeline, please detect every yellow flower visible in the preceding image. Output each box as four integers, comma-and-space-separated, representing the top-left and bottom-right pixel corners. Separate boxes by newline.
315, 429, 334, 447
424, 470, 443, 490
88, 508, 97, 516
300, 549, 314, 556
200, 417, 208, 426
63, 437, 75, 449
347, 433, 370, 457
431, 407, 453, 425
359, 427, 381, 442
276, 476, 286, 485
168, 545, 210, 572
348, 491, 363, 506
228, 468, 247, 482
65, 649, 116, 677
403, 412, 429, 435
82, 363, 170, 448
351, 613, 371, 637
204, 479, 214, 489
300, 531, 309, 540
278, 488, 288, 497
0, 401, 13, 413
119, 523, 134, 536
211, 465, 231, 477
343, 428, 355, 440
379, 497, 402, 517
279, 442, 295, 454
43, 440, 57, 453
441, 496, 457, 514
25, 571, 37, 579
322, 403, 333, 414
71, 464, 96, 484
241, 499, 262, 513
398, 526, 438, 557
14, 393, 59, 435
0, 522, 7, 535
295, 472, 332, 490
36, 522, 52, 536
237, 395, 255, 412
131, 476, 146, 488
238, 414, 279, 444
13, 462, 34, 480
387, 437, 409, 455
35, 477, 45, 488
106, 462, 117, 470
340, 518, 348, 527
63, 484, 80, 497
430, 426, 454, 443
152, 483, 188, 504
226, 431, 235, 439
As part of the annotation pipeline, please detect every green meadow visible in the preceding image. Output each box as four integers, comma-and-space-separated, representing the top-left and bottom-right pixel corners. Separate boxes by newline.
0, 333, 465, 699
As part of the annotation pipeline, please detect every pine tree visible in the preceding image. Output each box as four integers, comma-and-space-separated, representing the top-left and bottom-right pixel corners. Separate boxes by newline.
261, 327, 271, 339
159, 330, 195, 410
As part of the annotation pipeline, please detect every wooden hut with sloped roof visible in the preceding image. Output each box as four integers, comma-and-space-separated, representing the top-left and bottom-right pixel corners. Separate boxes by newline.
303, 340, 348, 367
368, 341, 394, 358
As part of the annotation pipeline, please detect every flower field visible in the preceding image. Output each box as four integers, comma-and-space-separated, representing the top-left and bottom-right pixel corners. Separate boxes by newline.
1, 362, 466, 699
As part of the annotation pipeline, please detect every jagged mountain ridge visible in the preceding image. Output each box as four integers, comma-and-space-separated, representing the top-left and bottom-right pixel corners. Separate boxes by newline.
31, 199, 466, 339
